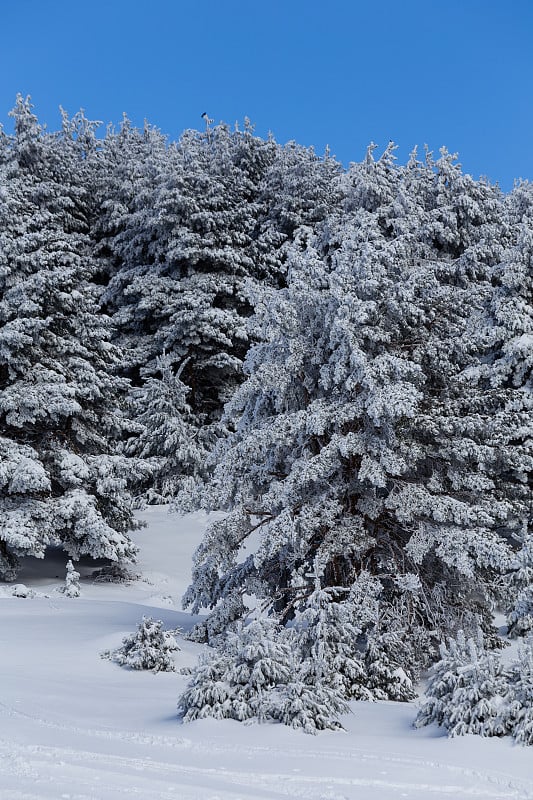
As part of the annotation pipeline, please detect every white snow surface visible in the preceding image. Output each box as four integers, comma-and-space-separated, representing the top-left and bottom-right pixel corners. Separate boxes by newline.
1, 506, 533, 800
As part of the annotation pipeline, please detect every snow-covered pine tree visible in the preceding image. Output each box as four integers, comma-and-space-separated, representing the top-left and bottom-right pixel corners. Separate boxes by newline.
98, 122, 343, 503
254, 137, 343, 280
178, 618, 295, 722
183, 145, 520, 691
294, 562, 374, 701
105, 616, 179, 672
95, 123, 267, 500
274, 674, 348, 734
0, 96, 138, 579
440, 178, 533, 635
178, 616, 347, 732
101, 122, 273, 404
488, 188, 533, 609
92, 115, 169, 296
62, 559, 81, 597
123, 354, 205, 504
363, 628, 416, 702
419, 635, 533, 745
506, 639, 533, 746
415, 629, 508, 737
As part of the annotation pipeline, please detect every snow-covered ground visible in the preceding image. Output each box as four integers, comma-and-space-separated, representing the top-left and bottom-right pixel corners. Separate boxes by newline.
1, 506, 533, 800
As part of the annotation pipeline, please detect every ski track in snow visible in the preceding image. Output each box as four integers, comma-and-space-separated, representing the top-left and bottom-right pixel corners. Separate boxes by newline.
1, 699, 533, 800
1, 735, 532, 800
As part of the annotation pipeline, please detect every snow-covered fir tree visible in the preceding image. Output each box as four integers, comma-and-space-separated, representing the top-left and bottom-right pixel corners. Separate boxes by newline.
415, 629, 509, 738
105, 616, 179, 672
61, 559, 81, 598
0, 97, 138, 579
178, 617, 347, 732
183, 145, 526, 695
506, 639, 533, 746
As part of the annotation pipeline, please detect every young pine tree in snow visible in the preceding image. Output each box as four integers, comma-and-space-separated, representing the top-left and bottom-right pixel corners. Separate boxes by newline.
415, 630, 508, 738
364, 628, 416, 702
506, 639, 533, 746
0, 97, 138, 579
275, 675, 347, 734
178, 618, 295, 723
123, 354, 205, 504
418, 636, 533, 746
294, 563, 374, 701
106, 616, 179, 672
62, 559, 81, 597
178, 616, 347, 732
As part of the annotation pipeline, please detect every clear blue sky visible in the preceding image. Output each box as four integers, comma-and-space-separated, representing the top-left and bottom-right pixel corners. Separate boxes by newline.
1, 0, 532, 189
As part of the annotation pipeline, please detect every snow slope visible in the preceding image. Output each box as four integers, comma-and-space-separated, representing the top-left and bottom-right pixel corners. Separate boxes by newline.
1, 506, 533, 800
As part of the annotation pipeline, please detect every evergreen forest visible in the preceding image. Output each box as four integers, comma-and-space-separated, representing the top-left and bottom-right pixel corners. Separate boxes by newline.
1, 96, 532, 733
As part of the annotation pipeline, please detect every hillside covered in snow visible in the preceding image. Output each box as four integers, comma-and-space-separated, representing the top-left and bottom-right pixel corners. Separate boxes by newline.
1, 97, 533, 786
1, 507, 533, 800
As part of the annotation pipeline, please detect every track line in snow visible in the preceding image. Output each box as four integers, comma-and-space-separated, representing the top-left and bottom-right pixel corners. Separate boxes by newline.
0, 700, 194, 751
0, 738, 531, 800
2, 699, 533, 800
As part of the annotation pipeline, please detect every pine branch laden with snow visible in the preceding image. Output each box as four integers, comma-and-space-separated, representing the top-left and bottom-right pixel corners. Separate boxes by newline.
104, 616, 180, 673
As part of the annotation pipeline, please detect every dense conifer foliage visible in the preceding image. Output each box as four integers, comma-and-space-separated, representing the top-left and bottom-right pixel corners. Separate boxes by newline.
179, 147, 532, 728
0, 97, 139, 578
416, 631, 533, 744
96, 119, 341, 501
0, 98, 531, 733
